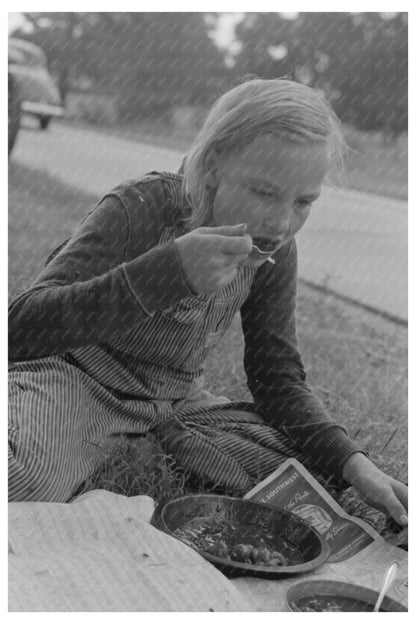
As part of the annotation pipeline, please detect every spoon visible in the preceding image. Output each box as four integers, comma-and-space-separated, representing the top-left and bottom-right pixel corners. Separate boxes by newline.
251, 245, 276, 264
373, 561, 399, 612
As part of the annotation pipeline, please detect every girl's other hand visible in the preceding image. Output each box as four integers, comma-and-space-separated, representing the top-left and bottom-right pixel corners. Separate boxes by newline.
175, 224, 252, 294
342, 452, 408, 527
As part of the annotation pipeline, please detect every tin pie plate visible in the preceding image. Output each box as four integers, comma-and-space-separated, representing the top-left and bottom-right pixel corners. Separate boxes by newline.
286, 580, 407, 612
151, 494, 330, 578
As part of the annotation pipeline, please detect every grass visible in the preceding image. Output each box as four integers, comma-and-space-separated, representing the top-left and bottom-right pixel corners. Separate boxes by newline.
8, 151, 407, 538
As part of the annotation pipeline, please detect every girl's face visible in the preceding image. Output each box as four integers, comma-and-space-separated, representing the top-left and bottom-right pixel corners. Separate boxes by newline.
208, 134, 329, 267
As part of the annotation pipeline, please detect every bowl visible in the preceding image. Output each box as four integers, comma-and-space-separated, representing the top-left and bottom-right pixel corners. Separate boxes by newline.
151, 494, 330, 578
286, 580, 407, 612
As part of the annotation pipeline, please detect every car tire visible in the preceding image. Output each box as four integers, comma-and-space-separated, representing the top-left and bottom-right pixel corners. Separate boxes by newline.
8, 74, 21, 156
39, 115, 51, 130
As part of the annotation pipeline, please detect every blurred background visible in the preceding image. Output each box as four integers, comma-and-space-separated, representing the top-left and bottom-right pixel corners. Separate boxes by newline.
8, 12, 407, 169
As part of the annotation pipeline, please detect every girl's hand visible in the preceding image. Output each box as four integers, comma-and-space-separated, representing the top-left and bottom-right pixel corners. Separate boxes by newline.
175, 224, 252, 294
342, 453, 408, 526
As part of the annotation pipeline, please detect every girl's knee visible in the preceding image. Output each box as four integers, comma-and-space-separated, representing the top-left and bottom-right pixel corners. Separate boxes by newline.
8, 445, 76, 502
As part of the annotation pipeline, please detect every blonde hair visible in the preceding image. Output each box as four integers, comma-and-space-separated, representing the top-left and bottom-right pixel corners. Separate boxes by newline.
183, 77, 346, 227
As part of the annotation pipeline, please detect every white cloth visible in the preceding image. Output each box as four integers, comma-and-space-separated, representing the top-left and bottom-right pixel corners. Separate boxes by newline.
8, 489, 255, 612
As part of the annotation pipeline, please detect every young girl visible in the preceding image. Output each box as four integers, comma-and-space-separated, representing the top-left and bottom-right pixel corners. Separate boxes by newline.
8, 78, 408, 528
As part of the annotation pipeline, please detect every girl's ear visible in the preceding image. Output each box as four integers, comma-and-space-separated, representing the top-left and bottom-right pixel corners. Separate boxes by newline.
203, 148, 219, 188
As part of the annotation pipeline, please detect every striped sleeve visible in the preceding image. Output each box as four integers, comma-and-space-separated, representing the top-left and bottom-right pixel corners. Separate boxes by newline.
241, 239, 364, 482
9, 189, 192, 361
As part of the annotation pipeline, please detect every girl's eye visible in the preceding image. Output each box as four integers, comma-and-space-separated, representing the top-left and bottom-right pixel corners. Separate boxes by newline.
251, 187, 274, 199
295, 199, 313, 208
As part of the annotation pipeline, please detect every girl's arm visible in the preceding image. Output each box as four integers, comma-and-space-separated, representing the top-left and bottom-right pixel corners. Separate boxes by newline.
9, 187, 193, 361
241, 240, 408, 525
240, 238, 364, 484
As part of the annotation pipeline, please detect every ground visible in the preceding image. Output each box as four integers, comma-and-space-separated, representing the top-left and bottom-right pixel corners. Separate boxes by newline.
8, 122, 408, 539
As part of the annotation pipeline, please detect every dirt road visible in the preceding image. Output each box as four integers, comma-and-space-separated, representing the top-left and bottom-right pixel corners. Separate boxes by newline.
11, 120, 407, 321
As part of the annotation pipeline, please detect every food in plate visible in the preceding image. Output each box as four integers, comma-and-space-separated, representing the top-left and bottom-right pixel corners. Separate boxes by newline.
173, 515, 303, 567
292, 595, 387, 612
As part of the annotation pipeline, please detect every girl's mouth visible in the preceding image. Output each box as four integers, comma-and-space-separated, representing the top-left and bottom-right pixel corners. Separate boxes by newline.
250, 238, 280, 264
251, 237, 279, 253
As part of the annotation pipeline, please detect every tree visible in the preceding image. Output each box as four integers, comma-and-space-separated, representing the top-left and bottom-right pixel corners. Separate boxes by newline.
232, 12, 407, 135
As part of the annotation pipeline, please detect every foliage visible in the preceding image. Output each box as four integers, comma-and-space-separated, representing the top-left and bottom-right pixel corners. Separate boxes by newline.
12, 12, 407, 132
233, 12, 407, 134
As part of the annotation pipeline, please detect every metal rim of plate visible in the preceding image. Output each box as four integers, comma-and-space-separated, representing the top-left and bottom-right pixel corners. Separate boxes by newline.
150, 494, 331, 579
285, 579, 408, 612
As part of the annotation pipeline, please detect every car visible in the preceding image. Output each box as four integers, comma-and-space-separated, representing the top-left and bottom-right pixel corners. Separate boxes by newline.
8, 68, 21, 155
8, 37, 65, 153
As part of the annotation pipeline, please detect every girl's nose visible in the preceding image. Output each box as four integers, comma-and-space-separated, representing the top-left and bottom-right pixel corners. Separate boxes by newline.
264, 209, 292, 237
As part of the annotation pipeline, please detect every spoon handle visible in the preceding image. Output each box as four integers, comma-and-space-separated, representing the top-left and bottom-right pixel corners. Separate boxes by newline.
373, 562, 399, 612
251, 245, 276, 264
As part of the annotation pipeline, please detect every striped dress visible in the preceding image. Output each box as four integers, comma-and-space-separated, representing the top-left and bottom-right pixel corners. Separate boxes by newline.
9, 172, 362, 502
